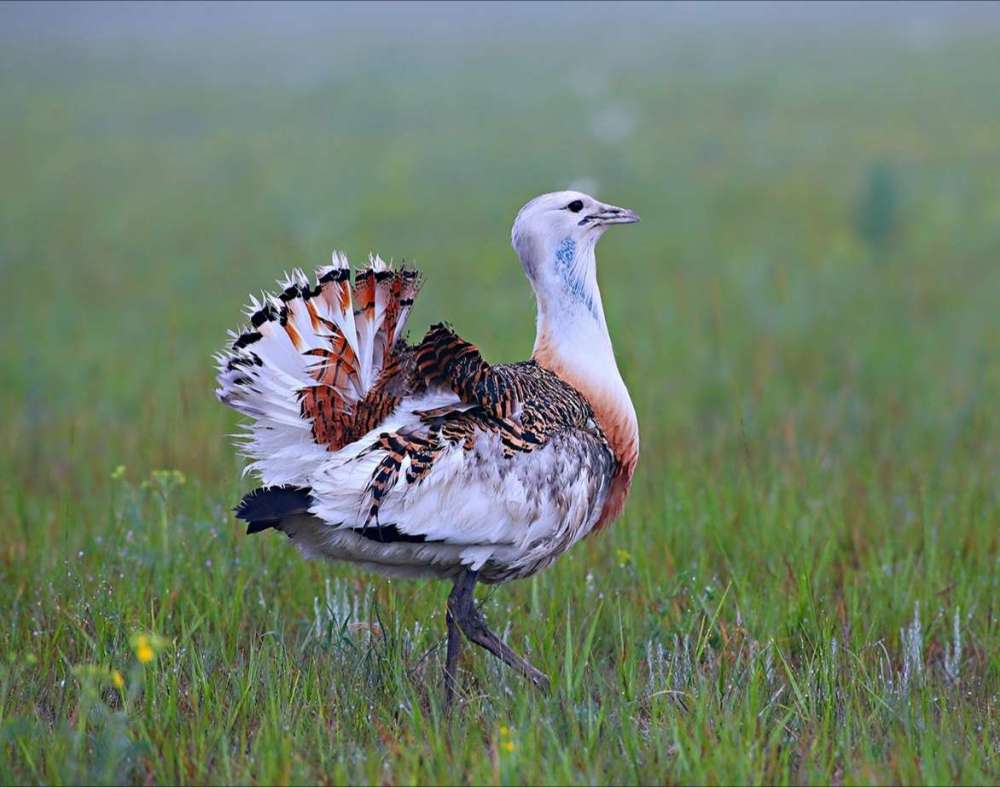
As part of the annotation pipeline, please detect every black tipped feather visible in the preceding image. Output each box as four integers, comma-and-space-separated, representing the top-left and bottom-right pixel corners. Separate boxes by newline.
235, 485, 313, 534
233, 331, 262, 350
354, 524, 430, 544
234, 486, 438, 542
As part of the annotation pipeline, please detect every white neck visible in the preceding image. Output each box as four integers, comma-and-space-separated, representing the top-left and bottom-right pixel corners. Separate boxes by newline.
520, 235, 638, 464
532, 254, 619, 393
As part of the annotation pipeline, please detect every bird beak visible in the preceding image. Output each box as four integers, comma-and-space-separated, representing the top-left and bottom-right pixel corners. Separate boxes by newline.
582, 203, 640, 227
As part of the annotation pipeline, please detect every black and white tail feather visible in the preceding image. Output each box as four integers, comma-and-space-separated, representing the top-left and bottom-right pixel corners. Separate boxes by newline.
215, 253, 420, 488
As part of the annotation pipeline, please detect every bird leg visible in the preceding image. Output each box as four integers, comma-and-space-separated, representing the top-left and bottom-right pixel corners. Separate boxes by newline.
446, 568, 550, 696
444, 604, 462, 707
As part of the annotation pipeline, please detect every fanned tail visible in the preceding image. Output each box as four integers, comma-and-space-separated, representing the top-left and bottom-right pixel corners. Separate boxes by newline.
215, 252, 423, 487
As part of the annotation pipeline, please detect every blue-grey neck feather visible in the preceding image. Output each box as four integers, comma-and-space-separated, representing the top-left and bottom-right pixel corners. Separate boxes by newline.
554, 236, 600, 322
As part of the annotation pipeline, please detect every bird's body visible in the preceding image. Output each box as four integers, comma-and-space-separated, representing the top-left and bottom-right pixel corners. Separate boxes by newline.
216, 191, 639, 697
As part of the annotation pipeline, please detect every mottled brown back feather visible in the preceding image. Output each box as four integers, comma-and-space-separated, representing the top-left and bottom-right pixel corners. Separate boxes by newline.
357, 324, 615, 523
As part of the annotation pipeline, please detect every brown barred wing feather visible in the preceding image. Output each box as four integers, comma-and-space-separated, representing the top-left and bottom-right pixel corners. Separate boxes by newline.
355, 323, 617, 527
415, 323, 521, 418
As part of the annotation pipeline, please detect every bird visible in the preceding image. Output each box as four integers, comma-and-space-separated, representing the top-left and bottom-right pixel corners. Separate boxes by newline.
215, 191, 640, 702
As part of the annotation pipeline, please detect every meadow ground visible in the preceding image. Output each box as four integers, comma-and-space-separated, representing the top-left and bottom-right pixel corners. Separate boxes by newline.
2, 4, 999, 784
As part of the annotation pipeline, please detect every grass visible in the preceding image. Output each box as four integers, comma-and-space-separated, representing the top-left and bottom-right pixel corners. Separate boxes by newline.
2, 4, 999, 784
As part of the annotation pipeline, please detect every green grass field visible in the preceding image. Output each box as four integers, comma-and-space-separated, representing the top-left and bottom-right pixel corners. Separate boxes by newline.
2, 4, 999, 784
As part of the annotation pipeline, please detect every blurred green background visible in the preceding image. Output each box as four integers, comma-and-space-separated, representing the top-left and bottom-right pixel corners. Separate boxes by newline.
1, 2, 999, 783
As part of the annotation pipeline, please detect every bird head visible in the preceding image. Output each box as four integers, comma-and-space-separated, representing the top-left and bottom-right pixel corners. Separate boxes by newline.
511, 190, 638, 307
510, 190, 638, 281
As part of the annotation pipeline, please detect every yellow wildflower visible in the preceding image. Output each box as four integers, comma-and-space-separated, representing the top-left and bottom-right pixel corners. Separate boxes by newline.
498, 724, 515, 753
111, 669, 125, 689
616, 548, 632, 567
151, 468, 186, 487
137, 644, 154, 664
132, 633, 156, 664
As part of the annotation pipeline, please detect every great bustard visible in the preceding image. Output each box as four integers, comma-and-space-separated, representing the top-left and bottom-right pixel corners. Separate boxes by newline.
216, 191, 639, 701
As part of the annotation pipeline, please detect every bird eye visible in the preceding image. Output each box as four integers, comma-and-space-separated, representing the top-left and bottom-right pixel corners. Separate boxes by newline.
566, 200, 584, 213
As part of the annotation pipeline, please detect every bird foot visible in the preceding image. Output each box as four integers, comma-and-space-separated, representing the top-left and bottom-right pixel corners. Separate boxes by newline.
443, 569, 550, 705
